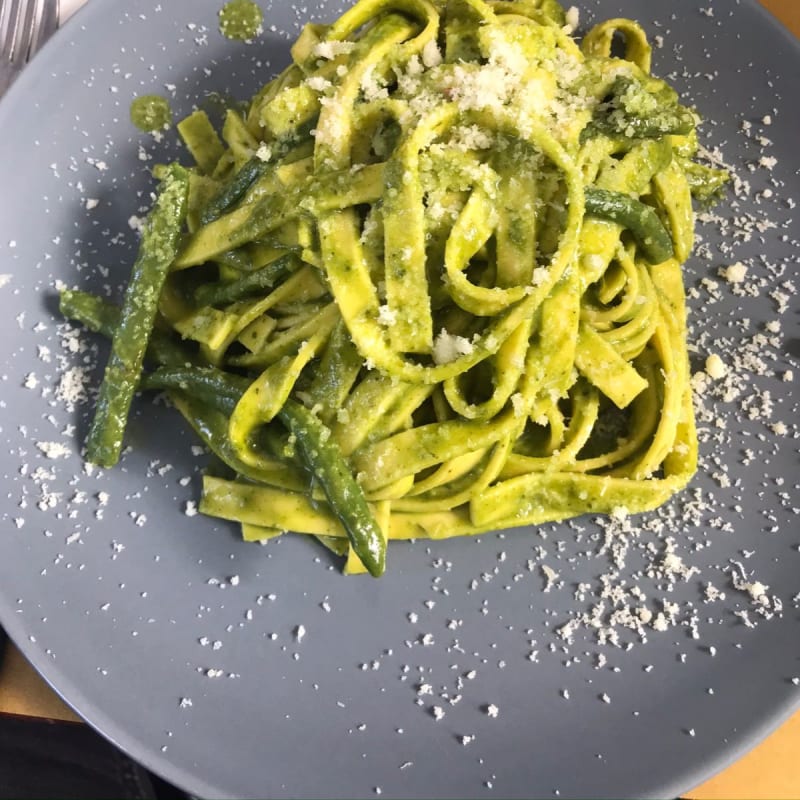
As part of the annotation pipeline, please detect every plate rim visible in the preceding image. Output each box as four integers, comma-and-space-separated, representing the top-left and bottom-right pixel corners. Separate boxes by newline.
0, 0, 799, 797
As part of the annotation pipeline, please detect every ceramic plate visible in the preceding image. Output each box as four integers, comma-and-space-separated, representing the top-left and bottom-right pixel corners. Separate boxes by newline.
0, 1, 798, 797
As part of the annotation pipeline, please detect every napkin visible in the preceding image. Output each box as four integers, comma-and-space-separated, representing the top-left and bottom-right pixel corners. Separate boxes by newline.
61, 0, 89, 23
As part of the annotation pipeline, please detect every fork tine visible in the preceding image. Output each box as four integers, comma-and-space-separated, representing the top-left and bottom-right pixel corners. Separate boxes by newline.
9, 0, 38, 68
0, 0, 22, 62
0, 0, 58, 96
30, 0, 59, 58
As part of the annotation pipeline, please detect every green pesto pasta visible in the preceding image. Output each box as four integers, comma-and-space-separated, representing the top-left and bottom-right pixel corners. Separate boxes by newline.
64, 0, 729, 575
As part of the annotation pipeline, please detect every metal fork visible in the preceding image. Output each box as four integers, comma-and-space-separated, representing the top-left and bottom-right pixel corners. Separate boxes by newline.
0, 0, 60, 96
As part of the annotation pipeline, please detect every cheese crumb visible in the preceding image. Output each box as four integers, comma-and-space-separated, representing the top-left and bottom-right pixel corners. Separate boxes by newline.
377, 305, 398, 327
36, 441, 71, 459
705, 354, 727, 380
421, 38, 442, 69
312, 40, 355, 60
721, 262, 747, 283
432, 329, 474, 365
564, 6, 579, 33
541, 564, 559, 593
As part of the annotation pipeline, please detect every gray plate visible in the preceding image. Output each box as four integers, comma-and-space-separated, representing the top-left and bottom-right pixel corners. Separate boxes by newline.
0, 1, 798, 798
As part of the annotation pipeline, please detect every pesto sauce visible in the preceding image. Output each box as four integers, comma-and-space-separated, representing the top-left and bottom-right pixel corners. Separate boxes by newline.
130, 95, 172, 132
219, 0, 263, 41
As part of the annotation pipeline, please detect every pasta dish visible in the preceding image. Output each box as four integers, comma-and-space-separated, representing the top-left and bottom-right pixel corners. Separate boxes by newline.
60, 0, 728, 576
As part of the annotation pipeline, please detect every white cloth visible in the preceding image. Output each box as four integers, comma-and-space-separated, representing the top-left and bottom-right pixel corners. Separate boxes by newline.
61, 0, 88, 23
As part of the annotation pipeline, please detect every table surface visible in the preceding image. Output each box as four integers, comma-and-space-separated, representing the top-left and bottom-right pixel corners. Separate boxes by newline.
1, 1, 798, 798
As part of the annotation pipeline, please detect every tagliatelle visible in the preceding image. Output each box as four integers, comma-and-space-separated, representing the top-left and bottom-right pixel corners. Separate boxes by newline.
63, 0, 729, 576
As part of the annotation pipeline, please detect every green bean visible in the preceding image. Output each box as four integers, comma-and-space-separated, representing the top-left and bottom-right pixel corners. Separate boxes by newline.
581, 75, 695, 143
279, 399, 386, 577
59, 289, 119, 336
677, 158, 730, 205
168, 392, 308, 491
584, 187, 674, 264
59, 289, 198, 368
582, 109, 695, 142
306, 320, 364, 425
177, 163, 385, 268
141, 366, 248, 415
200, 156, 270, 225
143, 365, 386, 574
59, 300, 234, 402
59, 293, 253, 434
85, 164, 190, 467
140, 367, 307, 486
214, 248, 254, 272
193, 252, 298, 307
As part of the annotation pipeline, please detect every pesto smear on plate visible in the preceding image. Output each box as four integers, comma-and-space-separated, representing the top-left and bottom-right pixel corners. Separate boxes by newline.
219, 0, 263, 41
130, 95, 172, 132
